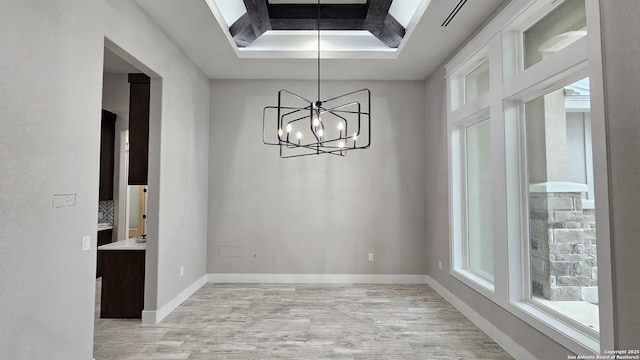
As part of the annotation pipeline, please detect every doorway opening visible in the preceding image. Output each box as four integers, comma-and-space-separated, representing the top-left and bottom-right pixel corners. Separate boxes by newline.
95, 39, 161, 357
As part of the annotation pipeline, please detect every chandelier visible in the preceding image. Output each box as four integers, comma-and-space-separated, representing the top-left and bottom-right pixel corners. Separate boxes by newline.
262, 0, 371, 158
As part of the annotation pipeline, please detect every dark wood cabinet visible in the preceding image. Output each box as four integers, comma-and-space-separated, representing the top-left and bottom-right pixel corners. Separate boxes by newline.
99, 249, 145, 319
99, 110, 116, 201
128, 73, 150, 185
97, 229, 113, 247
96, 229, 113, 278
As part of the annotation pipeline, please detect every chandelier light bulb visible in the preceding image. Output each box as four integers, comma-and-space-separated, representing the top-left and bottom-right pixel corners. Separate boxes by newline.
286, 123, 292, 133
278, 129, 283, 137
312, 116, 320, 127
353, 133, 358, 140
338, 141, 345, 149
338, 123, 344, 130
318, 128, 324, 137
296, 131, 302, 139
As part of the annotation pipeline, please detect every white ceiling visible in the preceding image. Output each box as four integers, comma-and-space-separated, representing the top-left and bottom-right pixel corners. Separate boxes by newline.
132, 0, 507, 81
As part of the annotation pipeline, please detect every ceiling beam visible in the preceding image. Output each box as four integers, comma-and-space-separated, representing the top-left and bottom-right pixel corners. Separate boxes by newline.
243, 0, 272, 38
363, 0, 393, 36
229, 1, 404, 48
270, 18, 366, 31
267, 3, 367, 31
377, 14, 405, 48
363, 0, 404, 48
267, 4, 368, 20
229, 13, 257, 47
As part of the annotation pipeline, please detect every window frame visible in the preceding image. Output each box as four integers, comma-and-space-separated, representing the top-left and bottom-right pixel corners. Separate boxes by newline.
450, 110, 495, 294
463, 58, 490, 105
449, 48, 490, 112
507, 70, 600, 338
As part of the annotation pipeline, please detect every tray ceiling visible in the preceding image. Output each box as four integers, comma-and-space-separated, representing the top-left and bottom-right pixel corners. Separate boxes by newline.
133, 0, 508, 80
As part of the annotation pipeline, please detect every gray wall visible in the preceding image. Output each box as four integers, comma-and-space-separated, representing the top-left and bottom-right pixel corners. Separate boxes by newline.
599, 0, 640, 349
208, 79, 427, 275
0, 1, 209, 359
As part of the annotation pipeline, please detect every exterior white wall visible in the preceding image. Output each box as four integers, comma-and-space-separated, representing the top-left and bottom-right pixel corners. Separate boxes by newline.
208, 79, 427, 275
0, 1, 209, 359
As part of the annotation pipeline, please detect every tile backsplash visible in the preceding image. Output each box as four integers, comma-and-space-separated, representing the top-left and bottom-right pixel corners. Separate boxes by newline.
98, 200, 114, 225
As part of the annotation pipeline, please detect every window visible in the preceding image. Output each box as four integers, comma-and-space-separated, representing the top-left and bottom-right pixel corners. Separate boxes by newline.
524, 77, 599, 332
465, 119, 494, 280
523, 0, 587, 69
450, 112, 494, 292
449, 49, 489, 111
565, 78, 594, 208
464, 60, 490, 104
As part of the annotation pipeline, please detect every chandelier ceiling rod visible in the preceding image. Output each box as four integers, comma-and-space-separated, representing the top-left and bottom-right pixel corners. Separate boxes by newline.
317, 0, 321, 103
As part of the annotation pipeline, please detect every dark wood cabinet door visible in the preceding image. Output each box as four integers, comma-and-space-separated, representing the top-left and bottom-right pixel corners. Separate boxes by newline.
99, 250, 145, 319
97, 229, 113, 247
128, 73, 150, 185
99, 110, 116, 201
96, 229, 113, 278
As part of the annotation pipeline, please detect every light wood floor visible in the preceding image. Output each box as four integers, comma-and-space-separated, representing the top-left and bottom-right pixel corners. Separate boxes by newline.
94, 281, 513, 359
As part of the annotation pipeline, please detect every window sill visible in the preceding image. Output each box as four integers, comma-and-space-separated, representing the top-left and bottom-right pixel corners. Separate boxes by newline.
451, 268, 495, 298
506, 300, 600, 355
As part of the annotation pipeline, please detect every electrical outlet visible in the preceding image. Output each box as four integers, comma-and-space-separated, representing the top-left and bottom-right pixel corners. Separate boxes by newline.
438, 260, 442, 270
368, 253, 374, 262
81, 235, 91, 252
180, 266, 184, 277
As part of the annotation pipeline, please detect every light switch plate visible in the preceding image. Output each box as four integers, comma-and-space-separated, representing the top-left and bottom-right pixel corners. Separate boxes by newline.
81, 235, 91, 252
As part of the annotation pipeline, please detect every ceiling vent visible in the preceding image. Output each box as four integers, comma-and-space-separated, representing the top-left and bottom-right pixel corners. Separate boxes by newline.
441, 0, 467, 27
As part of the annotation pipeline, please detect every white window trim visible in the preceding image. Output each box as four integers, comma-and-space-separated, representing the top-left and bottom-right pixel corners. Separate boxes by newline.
450, 111, 495, 296
449, 48, 490, 111
583, 112, 595, 209
463, 58, 490, 105
503, 67, 604, 356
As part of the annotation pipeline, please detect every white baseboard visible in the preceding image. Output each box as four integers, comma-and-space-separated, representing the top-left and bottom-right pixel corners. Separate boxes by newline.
425, 275, 536, 360
141, 274, 207, 325
207, 273, 429, 284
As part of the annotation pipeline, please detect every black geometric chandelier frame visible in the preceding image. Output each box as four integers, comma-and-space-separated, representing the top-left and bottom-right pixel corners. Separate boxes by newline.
262, 0, 371, 158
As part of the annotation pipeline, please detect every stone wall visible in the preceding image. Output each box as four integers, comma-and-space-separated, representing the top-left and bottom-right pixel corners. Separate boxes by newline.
530, 191, 598, 302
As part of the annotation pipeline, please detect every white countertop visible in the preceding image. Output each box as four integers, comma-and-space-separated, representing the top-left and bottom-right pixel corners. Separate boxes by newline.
98, 238, 146, 251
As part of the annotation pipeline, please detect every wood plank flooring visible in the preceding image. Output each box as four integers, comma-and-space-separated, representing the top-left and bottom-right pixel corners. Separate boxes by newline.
94, 282, 513, 359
